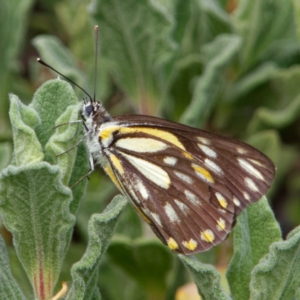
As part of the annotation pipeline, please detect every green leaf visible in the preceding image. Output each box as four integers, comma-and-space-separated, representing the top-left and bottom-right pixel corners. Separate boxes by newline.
226, 62, 278, 103
66, 195, 127, 300
32, 35, 84, 86
68, 141, 89, 215
45, 103, 82, 185
0, 163, 75, 300
107, 237, 174, 300
247, 67, 300, 133
0, 142, 12, 171
0, 235, 27, 300
226, 197, 281, 300
250, 226, 300, 300
180, 34, 241, 127
30, 78, 79, 150
179, 255, 231, 300
98, 257, 147, 300
89, 0, 175, 112
9, 94, 44, 166
233, 0, 295, 71
0, 0, 33, 122
293, 0, 300, 44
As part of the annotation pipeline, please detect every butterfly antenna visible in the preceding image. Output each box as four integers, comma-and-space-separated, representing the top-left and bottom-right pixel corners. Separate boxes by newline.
36, 58, 93, 103
93, 25, 99, 103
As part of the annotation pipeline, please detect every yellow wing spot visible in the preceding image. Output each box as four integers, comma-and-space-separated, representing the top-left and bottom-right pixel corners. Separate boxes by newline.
131, 203, 152, 224
119, 127, 186, 150
182, 151, 193, 160
104, 165, 123, 191
167, 237, 179, 250
192, 164, 214, 183
215, 192, 227, 208
217, 218, 226, 231
201, 230, 215, 243
110, 154, 124, 174
183, 239, 198, 251
99, 125, 120, 140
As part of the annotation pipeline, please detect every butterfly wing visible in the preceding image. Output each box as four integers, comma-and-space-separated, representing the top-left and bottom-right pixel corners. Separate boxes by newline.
99, 115, 275, 254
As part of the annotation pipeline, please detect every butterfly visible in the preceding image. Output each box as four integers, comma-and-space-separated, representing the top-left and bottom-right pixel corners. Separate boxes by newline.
79, 99, 275, 255
37, 45, 275, 255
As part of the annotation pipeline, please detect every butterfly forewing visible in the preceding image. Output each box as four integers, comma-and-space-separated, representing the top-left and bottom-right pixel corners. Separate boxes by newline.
97, 114, 275, 254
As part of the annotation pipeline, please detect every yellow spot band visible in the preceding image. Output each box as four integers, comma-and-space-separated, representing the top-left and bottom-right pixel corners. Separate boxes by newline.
100, 126, 120, 140
100, 125, 186, 150
217, 218, 226, 231
167, 237, 179, 250
201, 230, 215, 243
182, 151, 193, 160
104, 165, 123, 191
132, 203, 151, 224
192, 164, 214, 183
110, 154, 124, 174
183, 239, 198, 251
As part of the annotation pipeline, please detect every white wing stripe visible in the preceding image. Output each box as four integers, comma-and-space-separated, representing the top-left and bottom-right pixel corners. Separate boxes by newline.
120, 152, 171, 189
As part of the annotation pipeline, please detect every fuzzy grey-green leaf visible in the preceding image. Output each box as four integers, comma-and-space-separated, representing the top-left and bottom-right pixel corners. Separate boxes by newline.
45, 103, 82, 185
0, 163, 75, 298
89, 0, 175, 108
181, 34, 241, 127
33, 35, 84, 86
9, 94, 43, 166
250, 226, 300, 300
66, 195, 127, 300
179, 255, 231, 300
227, 197, 281, 300
30, 78, 78, 150
0, 235, 27, 300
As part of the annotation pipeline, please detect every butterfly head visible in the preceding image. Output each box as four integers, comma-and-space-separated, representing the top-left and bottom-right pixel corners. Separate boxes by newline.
82, 100, 112, 127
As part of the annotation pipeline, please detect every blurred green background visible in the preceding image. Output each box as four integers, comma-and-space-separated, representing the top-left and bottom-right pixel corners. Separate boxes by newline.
0, 0, 300, 299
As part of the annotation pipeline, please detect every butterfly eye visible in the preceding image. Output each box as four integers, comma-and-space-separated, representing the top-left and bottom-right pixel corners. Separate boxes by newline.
84, 104, 94, 116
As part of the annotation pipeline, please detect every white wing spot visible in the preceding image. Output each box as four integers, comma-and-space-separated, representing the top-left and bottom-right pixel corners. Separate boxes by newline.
174, 171, 193, 184
121, 152, 170, 189
198, 144, 217, 158
128, 186, 140, 204
238, 158, 264, 180
233, 197, 241, 207
165, 202, 180, 223
248, 158, 264, 167
243, 191, 250, 201
163, 156, 177, 166
150, 212, 162, 227
136, 179, 149, 200
116, 137, 168, 153
237, 147, 247, 154
197, 137, 210, 145
184, 190, 201, 205
204, 158, 223, 175
245, 177, 259, 192
174, 199, 189, 215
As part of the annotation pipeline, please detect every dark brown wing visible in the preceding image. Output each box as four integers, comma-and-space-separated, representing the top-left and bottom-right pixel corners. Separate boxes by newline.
100, 115, 275, 254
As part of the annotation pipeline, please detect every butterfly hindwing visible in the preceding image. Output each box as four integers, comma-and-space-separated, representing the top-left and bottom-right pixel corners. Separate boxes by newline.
99, 115, 275, 254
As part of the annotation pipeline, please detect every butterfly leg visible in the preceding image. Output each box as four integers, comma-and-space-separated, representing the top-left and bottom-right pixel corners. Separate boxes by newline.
57, 131, 90, 156
70, 154, 95, 189
53, 119, 83, 129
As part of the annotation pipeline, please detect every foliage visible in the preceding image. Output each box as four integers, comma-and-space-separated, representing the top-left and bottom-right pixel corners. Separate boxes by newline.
0, 0, 300, 299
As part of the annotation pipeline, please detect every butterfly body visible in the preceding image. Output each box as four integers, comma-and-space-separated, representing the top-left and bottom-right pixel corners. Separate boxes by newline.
81, 100, 275, 254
